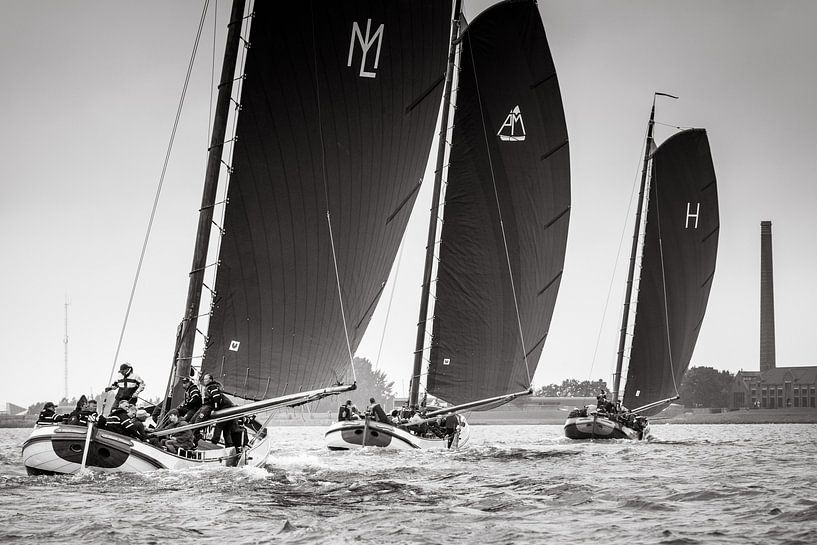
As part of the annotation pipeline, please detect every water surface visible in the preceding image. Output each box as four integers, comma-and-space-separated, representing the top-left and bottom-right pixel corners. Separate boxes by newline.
2, 424, 815, 544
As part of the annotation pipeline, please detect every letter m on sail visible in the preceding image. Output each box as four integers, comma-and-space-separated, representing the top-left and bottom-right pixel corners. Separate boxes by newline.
497, 106, 526, 142
347, 19, 384, 78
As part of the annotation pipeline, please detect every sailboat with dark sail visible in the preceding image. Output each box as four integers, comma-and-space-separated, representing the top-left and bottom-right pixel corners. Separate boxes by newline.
22, 0, 451, 474
325, 0, 571, 450
564, 94, 719, 440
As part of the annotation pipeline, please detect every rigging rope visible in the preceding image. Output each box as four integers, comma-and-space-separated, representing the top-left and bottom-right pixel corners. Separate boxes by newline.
374, 234, 406, 371
587, 121, 651, 383
310, 1, 356, 383
105, 1, 212, 405
465, 33, 532, 386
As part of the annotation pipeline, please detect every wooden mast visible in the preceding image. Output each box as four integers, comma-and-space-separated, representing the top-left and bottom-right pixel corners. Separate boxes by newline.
173, 0, 247, 394
612, 92, 678, 403
409, 0, 462, 410
611, 98, 656, 404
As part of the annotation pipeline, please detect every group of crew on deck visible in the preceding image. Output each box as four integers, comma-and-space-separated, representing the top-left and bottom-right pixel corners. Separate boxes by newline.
569, 390, 648, 433
337, 397, 462, 446
37, 363, 251, 456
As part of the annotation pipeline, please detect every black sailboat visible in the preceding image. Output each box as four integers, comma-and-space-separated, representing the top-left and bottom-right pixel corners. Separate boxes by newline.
325, 0, 571, 450
564, 95, 719, 440
23, 0, 450, 474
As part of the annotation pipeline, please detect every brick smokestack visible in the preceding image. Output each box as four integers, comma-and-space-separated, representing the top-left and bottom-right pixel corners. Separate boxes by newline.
760, 221, 776, 372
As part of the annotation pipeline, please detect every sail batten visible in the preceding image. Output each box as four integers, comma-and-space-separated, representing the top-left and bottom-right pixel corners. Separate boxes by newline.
427, 0, 570, 406
201, 1, 449, 401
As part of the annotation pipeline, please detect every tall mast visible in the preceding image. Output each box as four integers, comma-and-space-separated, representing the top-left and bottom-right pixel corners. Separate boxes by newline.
612, 92, 676, 403
63, 296, 69, 400
174, 0, 247, 388
409, 0, 462, 409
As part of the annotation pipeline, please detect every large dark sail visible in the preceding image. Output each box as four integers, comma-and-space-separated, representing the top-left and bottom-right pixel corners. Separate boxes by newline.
201, 1, 449, 400
427, 0, 570, 405
623, 129, 719, 415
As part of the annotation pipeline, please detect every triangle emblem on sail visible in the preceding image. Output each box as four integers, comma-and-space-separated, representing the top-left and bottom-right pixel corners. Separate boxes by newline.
497, 105, 526, 142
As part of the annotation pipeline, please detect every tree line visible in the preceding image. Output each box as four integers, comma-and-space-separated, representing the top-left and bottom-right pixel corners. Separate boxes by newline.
23, 363, 736, 415
532, 367, 735, 408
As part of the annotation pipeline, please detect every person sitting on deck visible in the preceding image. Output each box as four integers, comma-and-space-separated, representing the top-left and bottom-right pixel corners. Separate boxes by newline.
37, 402, 60, 424
155, 409, 195, 454
65, 396, 86, 425
399, 402, 412, 421
122, 404, 148, 441
338, 400, 354, 421
367, 397, 390, 424
101, 400, 130, 434
78, 400, 99, 426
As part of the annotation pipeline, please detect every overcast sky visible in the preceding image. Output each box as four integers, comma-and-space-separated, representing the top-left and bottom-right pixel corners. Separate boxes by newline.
1, 0, 815, 406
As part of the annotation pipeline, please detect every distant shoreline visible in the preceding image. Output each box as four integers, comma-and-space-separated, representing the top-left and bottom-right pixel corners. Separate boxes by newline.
660, 408, 817, 425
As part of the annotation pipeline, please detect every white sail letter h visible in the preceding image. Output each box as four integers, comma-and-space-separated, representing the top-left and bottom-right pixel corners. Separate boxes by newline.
685, 202, 700, 229
348, 19, 384, 78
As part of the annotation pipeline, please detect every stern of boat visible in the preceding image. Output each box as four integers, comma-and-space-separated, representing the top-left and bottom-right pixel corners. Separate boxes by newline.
563, 414, 641, 440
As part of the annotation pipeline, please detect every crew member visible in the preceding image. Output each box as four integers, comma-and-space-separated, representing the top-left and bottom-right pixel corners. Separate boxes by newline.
176, 376, 202, 423
102, 400, 129, 434
338, 400, 353, 421
105, 363, 145, 407
367, 397, 390, 424
444, 413, 460, 448
37, 402, 59, 424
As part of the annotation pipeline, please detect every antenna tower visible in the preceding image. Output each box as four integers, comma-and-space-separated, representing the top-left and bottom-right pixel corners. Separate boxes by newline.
64, 296, 70, 399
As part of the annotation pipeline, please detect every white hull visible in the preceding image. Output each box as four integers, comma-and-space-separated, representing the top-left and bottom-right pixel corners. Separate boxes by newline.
324, 418, 470, 450
22, 424, 273, 475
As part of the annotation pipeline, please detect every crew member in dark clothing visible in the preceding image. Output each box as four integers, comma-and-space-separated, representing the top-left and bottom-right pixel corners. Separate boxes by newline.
102, 401, 129, 434
37, 402, 60, 424
176, 376, 202, 423
192, 374, 242, 449
338, 400, 353, 421
122, 405, 148, 441
105, 363, 145, 408
192, 374, 230, 422
154, 409, 195, 454
444, 413, 460, 448
78, 400, 99, 426
66, 395, 87, 425
368, 397, 390, 424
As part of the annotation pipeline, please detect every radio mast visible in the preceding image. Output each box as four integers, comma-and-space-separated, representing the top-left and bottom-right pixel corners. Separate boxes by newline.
64, 296, 69, 400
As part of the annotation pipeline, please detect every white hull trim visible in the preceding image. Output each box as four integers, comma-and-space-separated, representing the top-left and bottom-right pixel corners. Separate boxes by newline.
22, 424, 273, 475
324, 418, 471, 450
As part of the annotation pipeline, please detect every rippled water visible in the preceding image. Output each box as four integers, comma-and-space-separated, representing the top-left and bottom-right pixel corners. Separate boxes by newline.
2, 424, 816, 544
